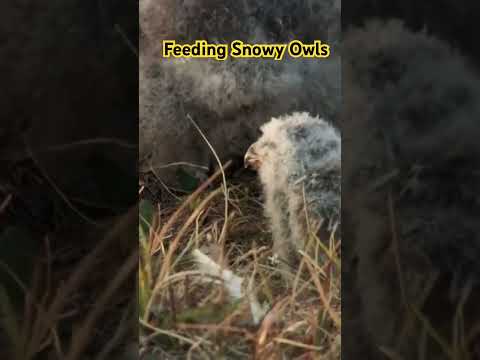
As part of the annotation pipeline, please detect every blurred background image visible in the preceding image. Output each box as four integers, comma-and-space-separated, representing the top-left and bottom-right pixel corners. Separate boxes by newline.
342, 1, 480, 359
1, 1, 479, 359
0, 1, 138, 359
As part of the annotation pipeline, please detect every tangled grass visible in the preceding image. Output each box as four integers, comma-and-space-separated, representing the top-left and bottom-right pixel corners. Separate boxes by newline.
0, 210, 137, 360
139, 163, 340, 359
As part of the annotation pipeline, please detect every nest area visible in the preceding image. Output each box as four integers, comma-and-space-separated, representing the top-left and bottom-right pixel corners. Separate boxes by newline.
139, 161, 341, 359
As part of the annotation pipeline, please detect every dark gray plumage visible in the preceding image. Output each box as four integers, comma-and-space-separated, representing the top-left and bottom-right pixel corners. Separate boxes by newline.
139, 0, 341, 186
342, 20, 480, 359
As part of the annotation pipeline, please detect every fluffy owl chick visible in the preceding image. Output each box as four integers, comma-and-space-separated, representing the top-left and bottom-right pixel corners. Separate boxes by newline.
245, 112, 341, 266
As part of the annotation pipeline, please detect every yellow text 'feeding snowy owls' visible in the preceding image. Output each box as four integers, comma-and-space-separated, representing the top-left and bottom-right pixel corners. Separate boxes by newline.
162, 40, 330, 61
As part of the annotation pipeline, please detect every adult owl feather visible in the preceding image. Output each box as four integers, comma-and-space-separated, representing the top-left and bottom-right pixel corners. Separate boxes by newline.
139, 0, 341, 186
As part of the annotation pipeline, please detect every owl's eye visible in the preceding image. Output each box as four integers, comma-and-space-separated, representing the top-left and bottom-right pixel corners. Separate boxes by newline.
288, 125, 308, 141
263, 141, 277, 150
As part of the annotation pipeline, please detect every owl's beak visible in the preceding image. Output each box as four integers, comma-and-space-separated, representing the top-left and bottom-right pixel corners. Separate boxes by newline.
244, 144, 262, 170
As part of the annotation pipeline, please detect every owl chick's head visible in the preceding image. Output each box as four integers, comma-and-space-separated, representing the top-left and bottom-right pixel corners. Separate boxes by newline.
245, 112, 340, 177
